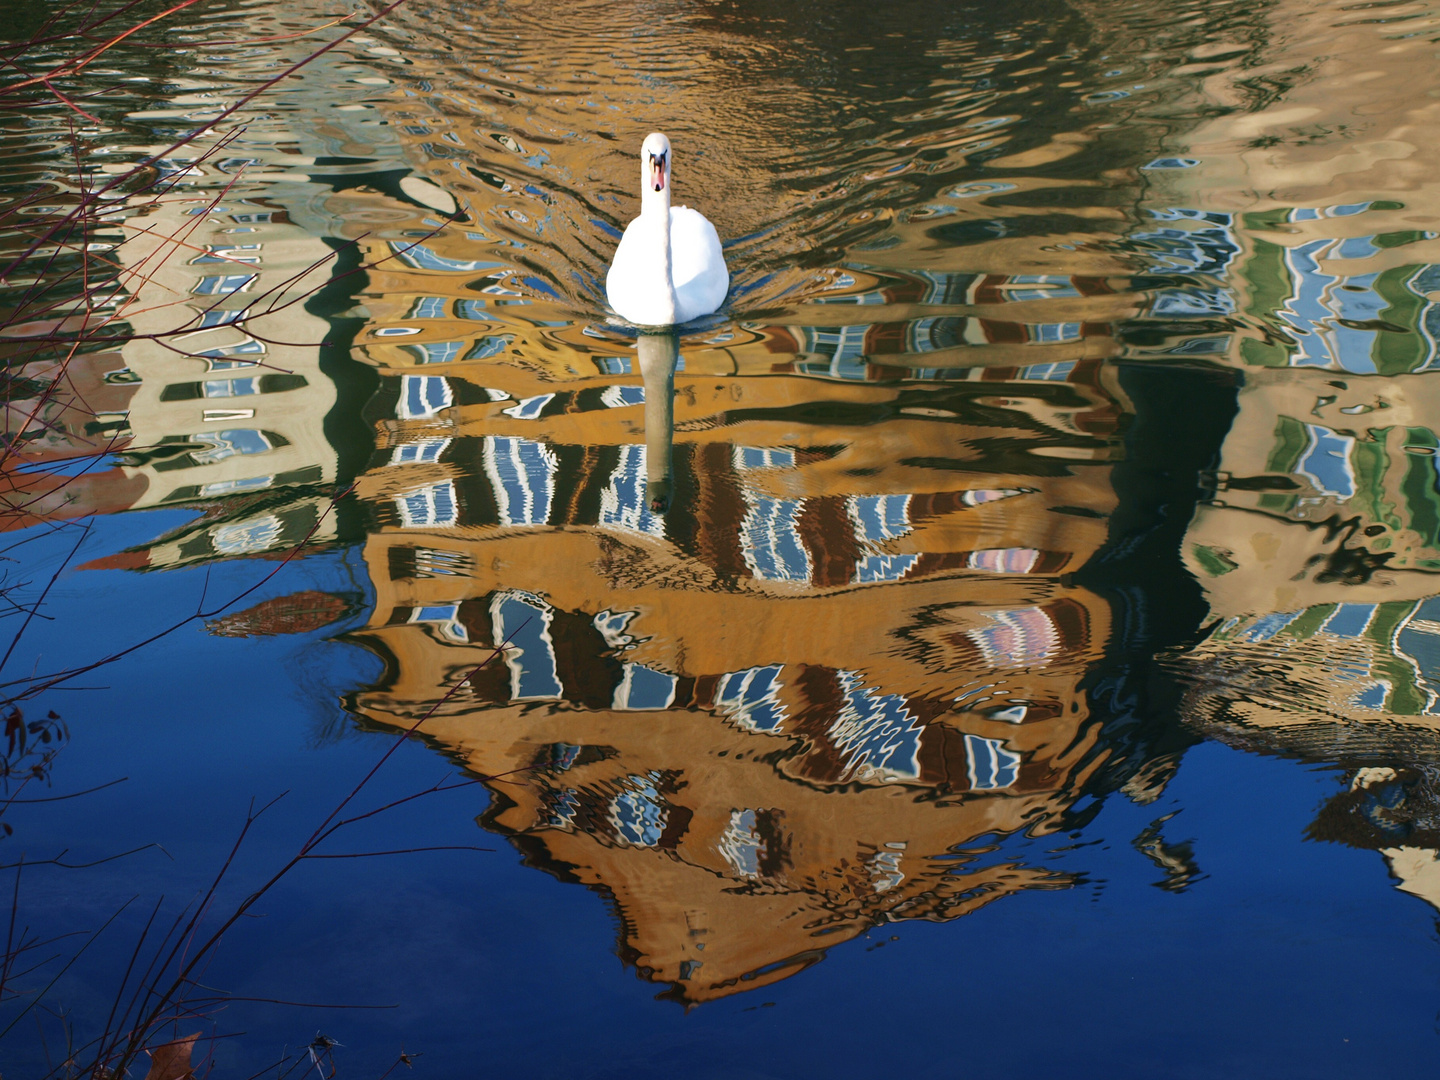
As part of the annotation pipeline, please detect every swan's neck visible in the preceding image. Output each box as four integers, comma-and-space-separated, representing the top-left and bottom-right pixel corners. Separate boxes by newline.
639, 183, 677, 325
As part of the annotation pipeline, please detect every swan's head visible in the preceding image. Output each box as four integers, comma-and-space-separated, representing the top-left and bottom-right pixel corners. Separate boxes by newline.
641, 131, 671, 195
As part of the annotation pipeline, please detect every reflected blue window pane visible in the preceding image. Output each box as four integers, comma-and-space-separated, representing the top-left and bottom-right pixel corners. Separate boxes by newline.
600, 445, 665, 536
610, 774, 667, 847
829, 671, 923, 781
399, 375, 452, 419
492, 593, 562, 700
614, 664, 677, 710
964, 733, 1021, 790
739, 496, 810, 582
483, 436, 556, 526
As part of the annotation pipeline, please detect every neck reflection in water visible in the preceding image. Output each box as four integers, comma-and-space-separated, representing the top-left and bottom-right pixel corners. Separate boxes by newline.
638, 332, 678, 514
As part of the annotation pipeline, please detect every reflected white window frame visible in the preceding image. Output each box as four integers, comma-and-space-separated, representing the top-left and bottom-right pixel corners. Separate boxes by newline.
389, 437, 452, 466
193, 274, 256, 296
190, 428, 272, 464
490, 591, 563, 701
393, 480, 458, 528
409, 603, 469, 644
398, 374, 453, 419
482, 435, 557, 526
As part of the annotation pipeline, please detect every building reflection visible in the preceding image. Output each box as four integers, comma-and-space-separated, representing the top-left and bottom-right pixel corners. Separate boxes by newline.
339, 268, 1146, 998
1121, 0, 1440, 916
3, 161, 357, 575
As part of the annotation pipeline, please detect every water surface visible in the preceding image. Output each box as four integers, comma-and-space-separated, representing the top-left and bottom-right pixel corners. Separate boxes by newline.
5, 0, 1440, 1075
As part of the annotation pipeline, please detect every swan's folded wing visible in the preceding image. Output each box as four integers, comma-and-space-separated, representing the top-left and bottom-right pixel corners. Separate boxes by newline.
669, 206, 729, 318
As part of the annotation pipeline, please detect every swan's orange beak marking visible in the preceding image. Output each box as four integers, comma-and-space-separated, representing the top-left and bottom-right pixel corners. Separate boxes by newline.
649, 152, 667, 192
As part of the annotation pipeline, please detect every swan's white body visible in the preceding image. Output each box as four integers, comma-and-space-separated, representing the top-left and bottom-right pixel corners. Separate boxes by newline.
605, 133, 728, 326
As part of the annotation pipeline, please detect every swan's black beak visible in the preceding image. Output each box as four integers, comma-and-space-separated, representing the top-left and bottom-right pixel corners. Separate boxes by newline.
649, 152, 667, 192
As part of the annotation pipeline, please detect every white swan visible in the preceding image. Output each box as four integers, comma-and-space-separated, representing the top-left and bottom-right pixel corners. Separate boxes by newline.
605, 132, 728, 326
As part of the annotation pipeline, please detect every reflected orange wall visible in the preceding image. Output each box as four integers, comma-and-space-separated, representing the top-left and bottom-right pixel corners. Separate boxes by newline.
347, 539, 1111, 1001
342, 345, 1124, 999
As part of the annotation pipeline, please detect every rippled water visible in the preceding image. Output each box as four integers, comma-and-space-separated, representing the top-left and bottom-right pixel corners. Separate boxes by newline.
6, 0, 1440, 1074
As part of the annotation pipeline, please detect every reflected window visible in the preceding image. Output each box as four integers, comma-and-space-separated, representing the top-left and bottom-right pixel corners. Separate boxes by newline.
389, 241, 496, 272
501, 393, 555, 420
197, 307, 249, 328
455, 299, 489, 320
409, 603, 469, 644
389, 437, 451, 466
609, 774, 668, 847
1030, 322, 1082, 343
869, 847, 906, 893
394, 480, 458, 528
830, 671, 923, 782
189, 245, 260, 265
907, 316, 968, 352
1237, 610, 1302, 643
398, 374, 452, 419
200, 475, 272, 497
212, 514, 282, 554
715, 665, 786, 732
797, 355, 868, 379
1151, 288, 1235, 318
613, 663, 678, 710
202, 377, 259, 398
191, 429, 271, 463
964, 733, 1020, 790
600, 384, 645, 408
913, 269, 980, 305
808, 324, 867, 360
1298, 424, 1356, 500
194, 274, 256, 295
739, 495, 809, 582
1003, 274, 1082, 303
966, 607, 1059, 667
402, 340, 465, 365
195, 337, 265, 359
594, 356, 632, 375
968, 548, 1040, 574
735, 446, 795, 471
483, 436, 556, 526
1323, 603, 1378, 638
491, 592, 562, 700
465, 334, 514, 360
1136, 209, 1241, 276
600, 444, 665, 537
850, 493, 911, 543
1020, 360, 1076, 381
718, 809, 764, 878
407, 296, 448, 319
1278, 242, 1382, 373
545, 789, 580, 830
